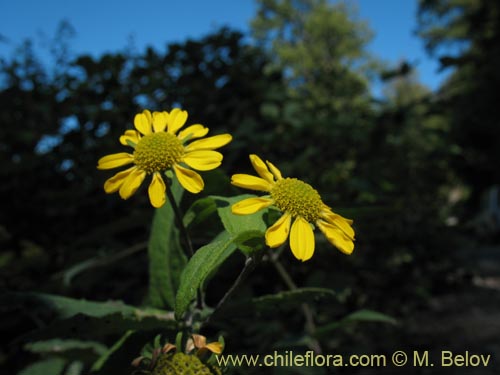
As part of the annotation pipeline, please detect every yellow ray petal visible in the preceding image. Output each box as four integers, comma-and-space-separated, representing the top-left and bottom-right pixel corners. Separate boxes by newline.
119, 168, 146, 200
119, 130, 141, 147
168, 108, 188, 134
231, 197, 273, 215
204, 342, 223, 354
289, 216, 315, 261
321, 210, 355, 240
265, 212, 292, 248
250, 154, 274, 183
177, 124, 209, 141
322, 204, 353, 224
173, 164, 204, 193
167, 108, 179, 125
266, 160, 283, 180
317, 220, 354, 255
97, 153, 134, 170
148, 172, 166, 208
103, 166, 137, 193
183, 150, 223, 171
134, 110, 152, 135
184, 134, 232, 152
231, 174, 273, 192
152, 111, 168, 133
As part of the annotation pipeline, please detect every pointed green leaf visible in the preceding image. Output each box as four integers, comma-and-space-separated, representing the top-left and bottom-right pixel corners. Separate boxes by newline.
3, 292, 177, 340
211, 195, 268, 254
174, 231, 238, 319
57, 243, 146, 287
3, 292, 139, 319
316, 309, 397, 337
250, 287, 337, 311
147, 177, 187, 309
211, 194, 268, 237
64, 361, 84, 375
174, 195, 270, 319
215, 287, 337, 318
342, 309, 398, 324
183, 196, 217, 228
18, 358, 67, 375
25, 339, 107, 363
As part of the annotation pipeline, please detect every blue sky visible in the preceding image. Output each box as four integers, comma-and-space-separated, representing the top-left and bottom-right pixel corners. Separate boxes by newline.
0, 0, 447, 91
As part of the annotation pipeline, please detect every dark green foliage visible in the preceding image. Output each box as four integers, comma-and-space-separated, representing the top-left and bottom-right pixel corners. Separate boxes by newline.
417, 0, 500, 197
216, 287, 337, 318
146, 178, 187, 310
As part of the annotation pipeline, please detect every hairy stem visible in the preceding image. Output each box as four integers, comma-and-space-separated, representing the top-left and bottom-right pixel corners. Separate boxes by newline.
204, 256, 256, 326
165, 182, 194, 257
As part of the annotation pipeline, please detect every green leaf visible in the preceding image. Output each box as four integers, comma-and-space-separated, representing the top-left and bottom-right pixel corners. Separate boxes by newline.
183, 196, 217, 228
3, 292, 138, 319
211, 194, 268, 237
18, 357, 67, 375
315, 309, 397, 337
212, 194, 268, 254
215, 288, 337, 318
25, 339, 107, 363
57, 243, 146, 287
174, 231, 237, 319
345, 309, 398, 323
251, 287, 337, 311
64, 361, 84, 375
174, 195, 269, 319
147, 177, 187, 309
4, 292, 177, 340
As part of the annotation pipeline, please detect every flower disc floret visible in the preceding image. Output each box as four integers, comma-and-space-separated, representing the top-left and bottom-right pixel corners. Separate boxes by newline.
152, 353, 217, 375
271, 178, 322, 222
133, 132, 184, 174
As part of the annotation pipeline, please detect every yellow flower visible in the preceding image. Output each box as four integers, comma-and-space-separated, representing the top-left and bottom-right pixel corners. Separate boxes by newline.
231, 155, 355, 261
98, 109, 232, 208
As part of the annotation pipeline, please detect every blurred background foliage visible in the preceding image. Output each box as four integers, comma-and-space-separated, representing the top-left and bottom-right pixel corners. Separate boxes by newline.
1, 0, 500, 374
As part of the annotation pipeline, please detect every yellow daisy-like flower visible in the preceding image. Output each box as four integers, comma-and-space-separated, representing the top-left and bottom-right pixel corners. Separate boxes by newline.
98, 108, 232, 208
231, 155, 355, 261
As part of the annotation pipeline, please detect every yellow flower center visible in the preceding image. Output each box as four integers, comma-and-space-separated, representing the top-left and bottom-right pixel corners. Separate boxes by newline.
270, 178, 322, 222
133, 132, 184, 174
153, 353, 218, 375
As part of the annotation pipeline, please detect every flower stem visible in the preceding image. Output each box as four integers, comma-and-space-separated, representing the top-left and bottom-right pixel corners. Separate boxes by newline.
203, 256, 256, 326
164, 181, 203, 309
165, 182, 194, 258
269, 252, 322, 353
